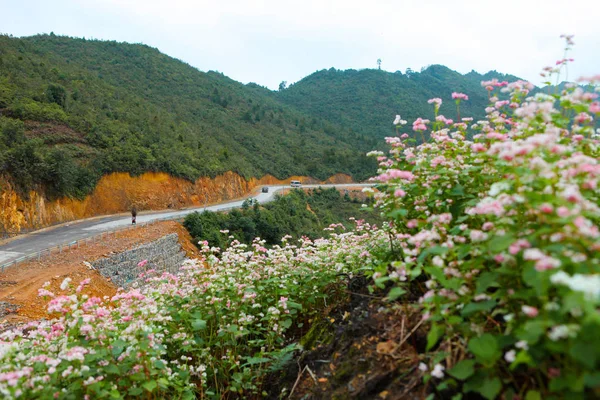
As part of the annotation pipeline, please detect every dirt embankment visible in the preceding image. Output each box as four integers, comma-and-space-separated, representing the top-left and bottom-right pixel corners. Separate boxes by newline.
0, 173, 353, 236
268, 278, 427, 400
0, 221, 196, 323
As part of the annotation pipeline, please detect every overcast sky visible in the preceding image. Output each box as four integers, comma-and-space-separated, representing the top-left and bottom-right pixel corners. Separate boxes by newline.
2, 0, 599, 90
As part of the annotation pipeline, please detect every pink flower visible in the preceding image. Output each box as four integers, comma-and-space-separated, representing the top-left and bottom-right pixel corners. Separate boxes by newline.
394, 189, 406, 198
137, 260, 148, 268
471, 143, 486, 152
557, 206, 570, 217
522, 305, 539, 318
535, 256, 561, 271
482, 222, 494, 231
452, 92, 469, 101
539, 203, 554, 214
590, 102, 600, 113
412, 117, 429, 131
428, 98, 442, 108
407, 219, 418, 229
548, 368, 561, 378
509, 239, 530, 255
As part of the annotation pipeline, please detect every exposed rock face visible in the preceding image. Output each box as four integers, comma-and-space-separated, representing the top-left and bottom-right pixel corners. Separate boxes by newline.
0, 172, 353, 236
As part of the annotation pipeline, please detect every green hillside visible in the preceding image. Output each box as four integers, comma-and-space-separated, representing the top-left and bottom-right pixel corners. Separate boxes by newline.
277, 65, 521, 139
0, 34, 532, 201
0, 34, 375, 199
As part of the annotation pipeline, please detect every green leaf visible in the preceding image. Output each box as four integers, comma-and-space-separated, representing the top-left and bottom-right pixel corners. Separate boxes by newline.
468, 334, 501, 366
449, 184, 465, 196
387, 286, 406, 301
244, 357, 271, 365
427, 324, 445, 351
519, 321, 547, 344
104, 364, 120, 375
461, 300, 496, 316
287, 301, 302, 310
525, 391, 542, 400
111, 339, 126, 357
487, 234, 514, 253
584, 372, 600, 388
281, 318, 293, 329
142, 380, 157, 392
128, 387, 143, 396
418, 246, 449, 263
510, 350, 533, 369
192, 319, 207, 331
447, 359, 476, 380
475, 272, 499, 294
389, 208, 408, 218
570, 342, 596, 369
478, 377, 502, 400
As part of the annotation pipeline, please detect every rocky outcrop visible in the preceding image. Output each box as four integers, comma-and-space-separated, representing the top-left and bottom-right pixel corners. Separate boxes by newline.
0, 172, 353, 236
92, 234, 185, 288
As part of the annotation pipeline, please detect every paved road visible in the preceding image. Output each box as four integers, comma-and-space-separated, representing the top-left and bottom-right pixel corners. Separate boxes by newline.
0, 184, 371, 269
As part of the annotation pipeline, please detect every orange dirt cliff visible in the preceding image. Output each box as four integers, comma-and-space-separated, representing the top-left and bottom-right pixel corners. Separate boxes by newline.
0, 172, 353, 235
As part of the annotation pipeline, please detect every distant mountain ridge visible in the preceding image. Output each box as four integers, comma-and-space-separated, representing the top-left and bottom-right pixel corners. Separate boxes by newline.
277, 65, 522, 139
0, 34, 526, 200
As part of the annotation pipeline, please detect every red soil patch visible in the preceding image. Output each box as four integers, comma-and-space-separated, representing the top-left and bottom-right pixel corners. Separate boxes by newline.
0, 221, 196, 323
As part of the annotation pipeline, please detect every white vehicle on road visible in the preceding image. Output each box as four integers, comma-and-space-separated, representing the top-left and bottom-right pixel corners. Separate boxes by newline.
290, 180, 302, 188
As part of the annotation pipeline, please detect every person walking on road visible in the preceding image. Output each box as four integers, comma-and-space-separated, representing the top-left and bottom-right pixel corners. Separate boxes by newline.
131, 206, 137, 225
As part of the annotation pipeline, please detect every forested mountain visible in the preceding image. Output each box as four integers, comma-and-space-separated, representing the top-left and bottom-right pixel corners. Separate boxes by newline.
0, 33, 528, 201
0, 34, 374, 199
277, 65, 521, 139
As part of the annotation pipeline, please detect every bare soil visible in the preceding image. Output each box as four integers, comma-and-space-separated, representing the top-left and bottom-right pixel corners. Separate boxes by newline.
268, 278, 429, 400
0, 221, 197, 324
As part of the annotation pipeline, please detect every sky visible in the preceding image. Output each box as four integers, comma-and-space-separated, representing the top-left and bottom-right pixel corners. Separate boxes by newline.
1, 0, 599, 90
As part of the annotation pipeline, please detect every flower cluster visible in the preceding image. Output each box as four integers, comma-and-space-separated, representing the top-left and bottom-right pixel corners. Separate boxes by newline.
370, 37, 600, 398
0, 221, 388, 398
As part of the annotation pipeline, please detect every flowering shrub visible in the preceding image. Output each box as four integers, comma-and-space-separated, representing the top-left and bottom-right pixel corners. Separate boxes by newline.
0, 221, 388, 399
371, 37, 600, 399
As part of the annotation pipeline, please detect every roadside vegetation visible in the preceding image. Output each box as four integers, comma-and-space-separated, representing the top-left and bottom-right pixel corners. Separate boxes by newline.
183, 188, 381, 248
0, 37, 598, 400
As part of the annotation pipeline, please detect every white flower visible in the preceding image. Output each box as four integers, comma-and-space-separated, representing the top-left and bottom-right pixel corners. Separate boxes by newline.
431, 363, 445, 379
418, 362, 428, 371
393, 115, 407, 125
550, 271, 600, 301
0, 342, 17, 361
504, 350, 516, 363
469, 230, 488, 242
548, 324, 579, 341
515, 340, 529, 350
489, 182, 510, 197
432, 256, 444, 267
60, 277, 72, 291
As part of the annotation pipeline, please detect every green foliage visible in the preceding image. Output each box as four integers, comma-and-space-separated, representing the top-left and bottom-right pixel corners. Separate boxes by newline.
0, 34, 377, 199
184, 188, 380, 248
371, 54, 600, 399
278, 66, 522, 143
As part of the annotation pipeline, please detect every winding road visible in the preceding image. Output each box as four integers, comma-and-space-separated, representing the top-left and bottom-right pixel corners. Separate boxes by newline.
0, 183, 371, 269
